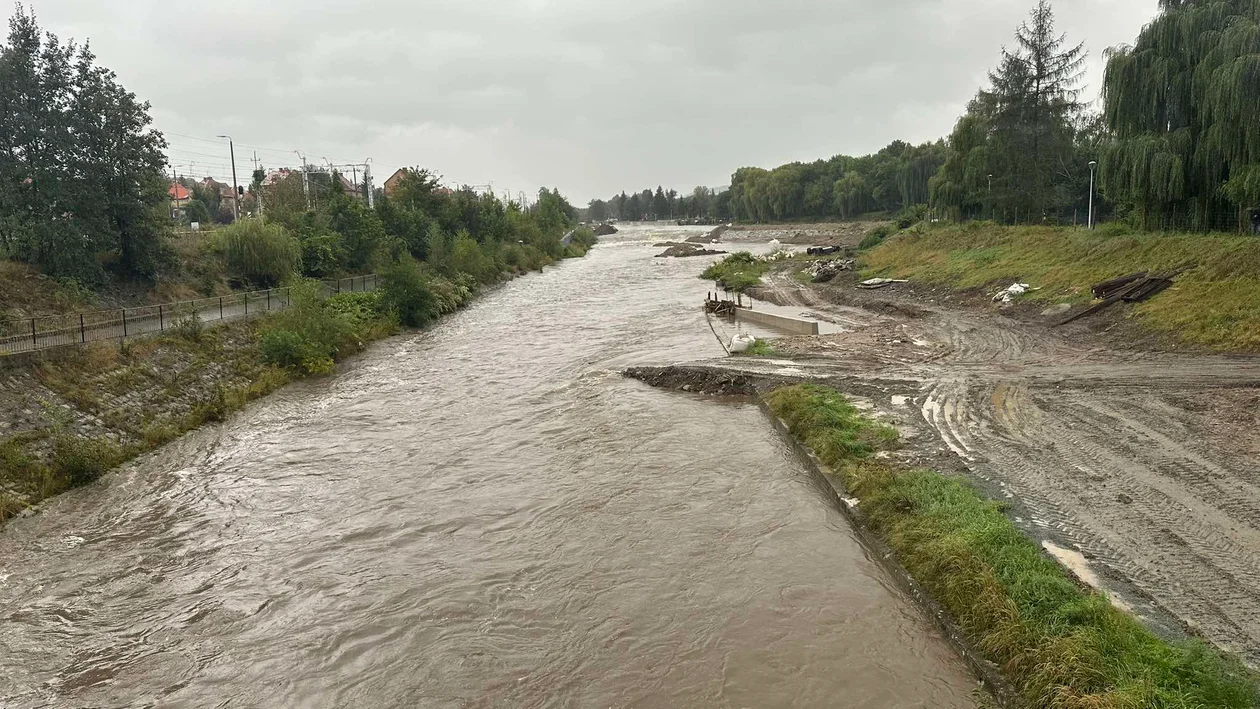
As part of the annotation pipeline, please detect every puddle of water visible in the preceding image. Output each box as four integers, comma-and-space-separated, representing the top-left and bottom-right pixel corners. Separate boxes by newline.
1042, 540, 1133, 613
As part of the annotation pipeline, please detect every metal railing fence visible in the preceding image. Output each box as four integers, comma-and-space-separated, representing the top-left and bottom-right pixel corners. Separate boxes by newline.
1, 274, 377, 356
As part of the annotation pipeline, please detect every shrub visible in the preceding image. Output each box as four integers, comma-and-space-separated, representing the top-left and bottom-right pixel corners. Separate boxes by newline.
215, 218, 301, 286
298, 227, 347, 278
427, 274, 475, 314
327, 291, 385, 328
450, 230, 498, 284
701, 252, 769, 291
565, 227, 599, 257
51, 435, 122, 487
858, 226, 890, 251
379, 257, 440, 327
190, 386, 230, 424
259, 278, 354, 376
0, 438, 47, 498
170, 312, 204, 342
261, 329, 328, 374
892, 204, 927, 230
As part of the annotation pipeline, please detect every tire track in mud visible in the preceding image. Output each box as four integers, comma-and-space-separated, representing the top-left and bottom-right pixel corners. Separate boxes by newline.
752, 272, 1260, 662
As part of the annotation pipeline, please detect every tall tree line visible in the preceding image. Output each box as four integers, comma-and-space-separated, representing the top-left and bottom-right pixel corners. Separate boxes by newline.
727, 141, 946, 223
709, 0, 1260, 233
590, 186, 733, 222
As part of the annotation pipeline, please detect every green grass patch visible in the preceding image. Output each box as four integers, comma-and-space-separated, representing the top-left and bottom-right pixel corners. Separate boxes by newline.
701, 252, 771, 291
863, 223, 1260, 350
737, 339, 776, 357
765, 383, 1258, 709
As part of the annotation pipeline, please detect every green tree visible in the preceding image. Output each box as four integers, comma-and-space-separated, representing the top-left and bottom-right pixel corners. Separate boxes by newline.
833, 171, 872, 218
652, 186, 668, 218
993, 1, 1085, 218
0, 5, 169, 281
1102, 0, 1260, 231
533, 187, 574, 235
932, 0, 1086, 223
379, 255, 439, 327
930, 106, 994, 221
324, 182, 386, 270
215, 218, 300, 286
184, 198, 211, 225
587, 198, 609, 222
625, 193, 642, 220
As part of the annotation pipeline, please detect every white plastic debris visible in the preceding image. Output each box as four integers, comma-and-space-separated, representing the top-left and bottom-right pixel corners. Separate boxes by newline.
857, 278, 908, 289
992, 282, 1031, 304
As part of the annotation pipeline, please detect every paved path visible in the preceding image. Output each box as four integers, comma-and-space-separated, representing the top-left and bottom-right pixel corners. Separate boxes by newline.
1, 276, 375, 356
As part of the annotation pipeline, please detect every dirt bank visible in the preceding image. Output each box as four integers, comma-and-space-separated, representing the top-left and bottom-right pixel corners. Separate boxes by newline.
653, 243, 727, 258
863, 224, 1260, 352
663, 262, 1260, 666
684, 224, 730, 244
722, 221, 887, 247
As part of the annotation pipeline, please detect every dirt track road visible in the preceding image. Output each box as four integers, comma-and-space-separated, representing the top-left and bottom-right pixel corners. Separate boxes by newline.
717, 273, 1260, 663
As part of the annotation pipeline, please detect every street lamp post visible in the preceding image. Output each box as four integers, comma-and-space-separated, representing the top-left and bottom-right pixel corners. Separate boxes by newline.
216, 135, 240, 221
987, 174, 993, 221
1088, 160, 1098, 229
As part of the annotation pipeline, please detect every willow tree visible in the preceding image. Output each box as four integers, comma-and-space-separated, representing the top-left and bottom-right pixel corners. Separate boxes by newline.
1102, 0, 1260, 231
833, 171, 872, 218
930, 105, 994, 221
897, 141, 947, 208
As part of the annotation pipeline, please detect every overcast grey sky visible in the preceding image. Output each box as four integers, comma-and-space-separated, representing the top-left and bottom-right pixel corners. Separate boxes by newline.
31, 0, 1155, 203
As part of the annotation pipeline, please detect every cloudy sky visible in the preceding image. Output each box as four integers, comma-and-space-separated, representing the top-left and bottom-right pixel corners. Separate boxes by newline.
30, 0, 1155, 204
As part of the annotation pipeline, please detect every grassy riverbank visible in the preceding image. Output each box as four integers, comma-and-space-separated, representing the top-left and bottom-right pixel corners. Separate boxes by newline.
0, 237, 597, 526
766, 383, 1258, 708
864, 223, 1260, 351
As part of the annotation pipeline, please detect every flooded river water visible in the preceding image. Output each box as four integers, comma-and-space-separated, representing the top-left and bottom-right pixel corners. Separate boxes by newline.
0, 225, 978, 707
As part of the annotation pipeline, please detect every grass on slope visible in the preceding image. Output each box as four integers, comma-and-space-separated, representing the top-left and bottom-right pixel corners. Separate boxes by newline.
766, 383, 1258, 709
701, 252, 771, 291
862, 223, 1260, 350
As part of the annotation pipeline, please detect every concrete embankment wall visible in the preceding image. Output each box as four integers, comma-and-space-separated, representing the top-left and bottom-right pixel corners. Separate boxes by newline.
734, 308, 820, 335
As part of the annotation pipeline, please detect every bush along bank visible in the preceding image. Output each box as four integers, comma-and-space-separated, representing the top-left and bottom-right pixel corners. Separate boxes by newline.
0, 230, 598, 526
765, 383, 1258, 709
700, 250, 799, 291
862, 222, 1260, 352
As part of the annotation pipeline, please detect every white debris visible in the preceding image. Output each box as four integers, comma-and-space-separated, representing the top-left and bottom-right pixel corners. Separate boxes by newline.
857, 278, 908, 289
992, 282, 1031, 304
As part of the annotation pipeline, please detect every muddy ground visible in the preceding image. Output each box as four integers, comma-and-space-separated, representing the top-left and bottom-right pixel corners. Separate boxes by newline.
636, 262, 1260, 665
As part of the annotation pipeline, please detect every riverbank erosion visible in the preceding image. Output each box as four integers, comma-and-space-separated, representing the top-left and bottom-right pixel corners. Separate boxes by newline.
625, 365, 1259, 706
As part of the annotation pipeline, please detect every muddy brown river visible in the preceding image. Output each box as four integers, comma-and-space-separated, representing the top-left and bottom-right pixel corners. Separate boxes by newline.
0, 225, 978, 708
